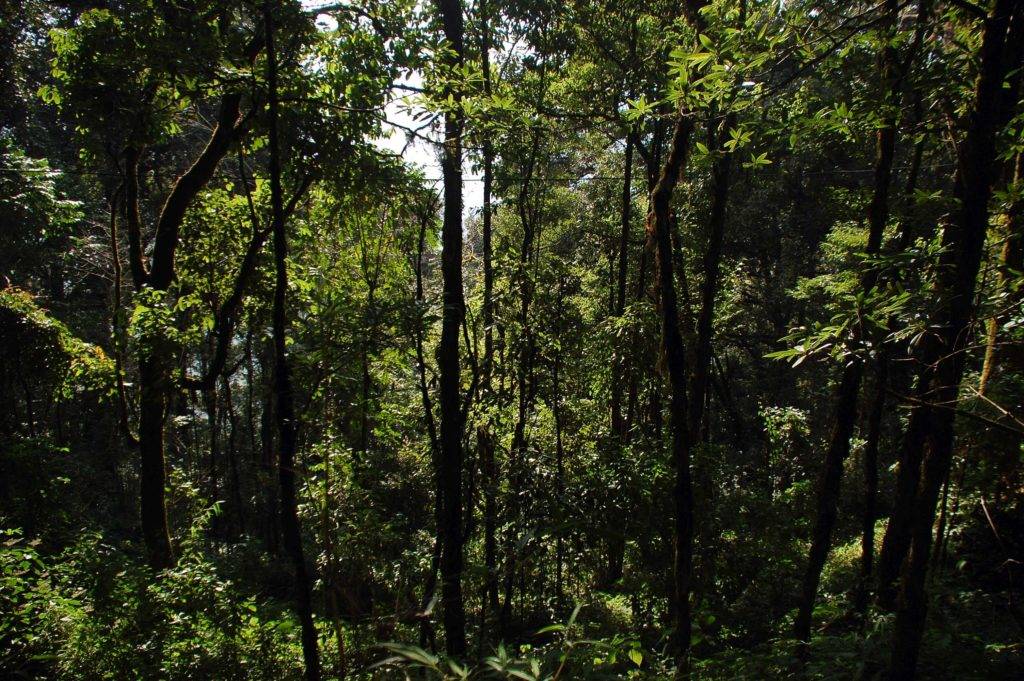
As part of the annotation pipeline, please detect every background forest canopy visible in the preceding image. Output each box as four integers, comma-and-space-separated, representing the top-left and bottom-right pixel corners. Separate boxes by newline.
1, 0, 1024, 679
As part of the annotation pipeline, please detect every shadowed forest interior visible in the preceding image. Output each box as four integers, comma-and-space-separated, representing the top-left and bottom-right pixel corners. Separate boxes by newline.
2, 0, 1024, 678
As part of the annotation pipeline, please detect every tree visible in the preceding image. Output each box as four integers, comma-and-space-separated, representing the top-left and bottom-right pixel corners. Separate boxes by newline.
887, 2, 1023, 676
433, 0, 469, 657
265, 2, 321, 677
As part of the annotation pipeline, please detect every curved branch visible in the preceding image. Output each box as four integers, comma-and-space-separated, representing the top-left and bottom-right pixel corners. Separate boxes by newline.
148, 93, 245, 291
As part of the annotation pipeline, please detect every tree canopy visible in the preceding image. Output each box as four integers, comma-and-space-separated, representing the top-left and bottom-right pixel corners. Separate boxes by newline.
1, 0, 1023, 679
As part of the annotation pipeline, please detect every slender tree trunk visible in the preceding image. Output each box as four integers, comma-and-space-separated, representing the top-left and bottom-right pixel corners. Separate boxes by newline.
602, 131, 636, 589
854, 358, 886, 614
501, 120, 544, 632
794, 0, 900, 641
107, 188, 136, 446
611, 134, 635, 437
265, 4, 321, 679
929, 466, 952, 576
889, 4, 1022, 676
478, 0, 500, 628
685, 106, 737, 606
434, 0, 467, 657
858, 100, 928, 612
203, 381, 220, 535
648, 107, 696, 677
687, 113, 734, 443
978, 152, 1023, 396
412, 202, 443, 650
359, 350, 371, 461
934, 457, 966, 574
259, 342, 281, 555
553, 278, 566, 611
221, 373, 245, 535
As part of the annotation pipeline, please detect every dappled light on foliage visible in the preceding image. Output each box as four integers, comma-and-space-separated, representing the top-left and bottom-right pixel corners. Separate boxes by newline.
1, 0, 1024, 679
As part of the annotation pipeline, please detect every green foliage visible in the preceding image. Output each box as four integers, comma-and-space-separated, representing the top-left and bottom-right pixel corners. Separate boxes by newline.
0, 519, 306, 681
0, 137, 82, 286
0, 287, 113, 399
2, 1, 1023, 679
373, 605, 651, 680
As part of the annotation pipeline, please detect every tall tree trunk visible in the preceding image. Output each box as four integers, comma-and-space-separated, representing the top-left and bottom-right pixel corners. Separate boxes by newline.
685, 106, 737, 606
553, 278, 566, 611
888, 4, 1022, 676
611, 134, 635, 438
107, 188, 137, 446
603, 132, 635, 589
129, 141, 176, 571
687, 113, 734, 444
203, 381, 220, 536
124, 70, 245, 572
434, 0, 467, 657
856, 99, 927, 613
265, 4, 321, 679
412, 201, 442, 650
478, 0, 500, 628
501, 117, 544, 632
878, 0, 1023, 612
794, 0, 901, 642
259, 341, 281, 555
649, 108, 696, 677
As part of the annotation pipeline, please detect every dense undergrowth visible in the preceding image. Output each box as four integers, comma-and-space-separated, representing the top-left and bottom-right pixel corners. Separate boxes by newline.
3, 493, 1021, 679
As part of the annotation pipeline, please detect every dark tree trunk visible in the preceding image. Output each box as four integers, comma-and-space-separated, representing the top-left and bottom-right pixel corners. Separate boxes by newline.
878, 0, 1023, 613
552, 278, 566, 611
265, 4, 321, 679
203, 382, 220, 536
501, 115, 544, 632
259, 342, 281, 555
412, 201, 442, 650
687, 113, 733, 443
434, 0, 467, 658
124, 74, 244, 572
478, 0, 500, 629
611, 134, 635, 438
107, 189, 137, 446
794, 0, 900, 641
888, 4, 1022, 677
602, 131, 636, 590
854, 358, 886, 614
649, 108, 696, 677
139, 353, 174, 570
221, 372, 245, 535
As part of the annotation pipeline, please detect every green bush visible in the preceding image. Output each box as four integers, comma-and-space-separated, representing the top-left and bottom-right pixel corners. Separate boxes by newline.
0, 523, 305, 680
